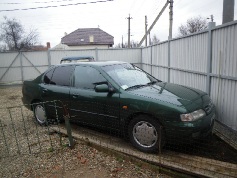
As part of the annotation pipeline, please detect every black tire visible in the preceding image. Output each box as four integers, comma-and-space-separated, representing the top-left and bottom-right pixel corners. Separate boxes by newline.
128, 115, 164, 153
33, 102, 48, 125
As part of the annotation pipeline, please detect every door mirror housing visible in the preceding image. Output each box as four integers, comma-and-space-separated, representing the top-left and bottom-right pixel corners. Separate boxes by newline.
95, 84, 109, 92
95, 84, 114, 93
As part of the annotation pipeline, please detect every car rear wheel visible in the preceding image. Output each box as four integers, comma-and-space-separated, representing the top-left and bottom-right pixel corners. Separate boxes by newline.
33, 103, 47, 125
128, 115, 163, 153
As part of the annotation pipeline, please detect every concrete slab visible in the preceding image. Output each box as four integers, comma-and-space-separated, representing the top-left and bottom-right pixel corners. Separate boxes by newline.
214, 121, 237, 151
51, 124, 237, 178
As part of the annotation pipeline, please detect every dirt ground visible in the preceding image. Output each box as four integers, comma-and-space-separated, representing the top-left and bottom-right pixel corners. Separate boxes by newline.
0, 85, 170, 178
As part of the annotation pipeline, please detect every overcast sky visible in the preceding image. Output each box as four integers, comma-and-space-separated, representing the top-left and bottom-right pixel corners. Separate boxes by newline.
0, 0, 236, 47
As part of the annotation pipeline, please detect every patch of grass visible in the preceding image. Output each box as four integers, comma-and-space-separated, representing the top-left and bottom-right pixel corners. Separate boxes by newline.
116, 156, 123, 163
63, 143, 68, 147
135, 165, 141, 172
48, 147, 54, 152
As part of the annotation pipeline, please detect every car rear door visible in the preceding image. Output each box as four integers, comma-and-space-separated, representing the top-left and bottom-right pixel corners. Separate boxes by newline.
70, 65, 120, 131
39, 65, 74, 119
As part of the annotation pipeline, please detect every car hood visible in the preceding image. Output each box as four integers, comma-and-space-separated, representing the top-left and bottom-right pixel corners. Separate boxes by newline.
128, 82, 206, 107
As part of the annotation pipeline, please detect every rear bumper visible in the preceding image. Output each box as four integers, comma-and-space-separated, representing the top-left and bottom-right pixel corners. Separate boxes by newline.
22, 96, 32, 110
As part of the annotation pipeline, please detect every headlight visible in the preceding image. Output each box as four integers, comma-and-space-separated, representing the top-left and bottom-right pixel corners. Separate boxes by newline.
180, 109, 206, 122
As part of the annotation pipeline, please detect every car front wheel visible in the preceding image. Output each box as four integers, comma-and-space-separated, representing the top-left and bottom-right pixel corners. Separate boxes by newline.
128, 115, 163, 153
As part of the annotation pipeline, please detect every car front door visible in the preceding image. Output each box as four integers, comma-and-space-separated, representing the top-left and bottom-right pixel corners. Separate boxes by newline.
70, 65, 120, 131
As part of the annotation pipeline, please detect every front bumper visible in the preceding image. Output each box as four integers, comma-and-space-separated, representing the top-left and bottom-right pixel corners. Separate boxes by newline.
191, 113, 215, 138
165, 110, 216, 142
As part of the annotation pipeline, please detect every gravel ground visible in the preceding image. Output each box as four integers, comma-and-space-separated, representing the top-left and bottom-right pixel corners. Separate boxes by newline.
0, 86, 170, 178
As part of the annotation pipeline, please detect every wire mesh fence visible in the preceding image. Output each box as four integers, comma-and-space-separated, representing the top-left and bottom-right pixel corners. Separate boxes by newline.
1, 86, 237, 177
0, 102, 71, 177
0, 98, 169, 178
61, 99, 237, 177
48, 99, 237, 177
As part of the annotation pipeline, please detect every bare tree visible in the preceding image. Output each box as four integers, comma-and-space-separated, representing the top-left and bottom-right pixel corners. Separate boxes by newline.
115, 36, 161, 48
0, 17, 39, 51
150, 34, 160, 45
115, 40, 139, 48
178, 16, 208, 36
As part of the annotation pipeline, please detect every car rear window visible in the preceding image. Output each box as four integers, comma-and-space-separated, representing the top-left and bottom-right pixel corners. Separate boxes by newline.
44, 68, 54, 84
49, 66, 74, 86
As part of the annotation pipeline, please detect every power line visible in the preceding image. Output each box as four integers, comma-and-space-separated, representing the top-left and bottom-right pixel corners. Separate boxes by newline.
25, 0, 77, 4
0, 0, 88, 4
150, 0, 166, 22
189, 0, 217, 14
175, 0, 185, 8
132, 0, 146, 15
138, 1, 169, 46
0, 3, 20, 4
0, 0, 114, 12
128, 0, 137, 13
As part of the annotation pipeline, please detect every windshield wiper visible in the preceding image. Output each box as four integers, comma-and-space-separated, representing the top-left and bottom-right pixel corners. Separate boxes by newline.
125, 81, 160, 91
147, 81, 157, 85
125, 84, 147, 91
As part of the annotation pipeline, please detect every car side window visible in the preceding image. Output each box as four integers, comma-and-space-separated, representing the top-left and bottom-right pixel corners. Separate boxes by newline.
74, 66, 106, 89
44, 68, 54, 84
50, 66, 74, 86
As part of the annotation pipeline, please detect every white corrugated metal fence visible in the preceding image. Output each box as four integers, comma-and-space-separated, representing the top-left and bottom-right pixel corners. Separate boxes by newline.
0, 21, 237, 131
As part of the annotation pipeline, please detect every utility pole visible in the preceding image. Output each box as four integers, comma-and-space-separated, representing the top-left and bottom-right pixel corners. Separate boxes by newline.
126, 14, 132, 48
138, 1, 169, 47
222, 0, 235, 24
149, 32, 151, 45
145, 16, 148, 47
122, 35, 124, 48
207, 15, 214, 22
169, 0, 173, 40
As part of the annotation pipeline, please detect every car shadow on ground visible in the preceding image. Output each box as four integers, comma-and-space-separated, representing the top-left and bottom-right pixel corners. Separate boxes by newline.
164, 135, 237, 164
68, 121, 237, 165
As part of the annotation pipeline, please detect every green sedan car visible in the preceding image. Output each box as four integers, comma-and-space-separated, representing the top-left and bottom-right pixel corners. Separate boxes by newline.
22, 61, 215, 153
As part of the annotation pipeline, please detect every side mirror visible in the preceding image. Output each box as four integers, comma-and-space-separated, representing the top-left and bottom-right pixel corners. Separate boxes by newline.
95, 84, 115, 93
95, 84, 108, 92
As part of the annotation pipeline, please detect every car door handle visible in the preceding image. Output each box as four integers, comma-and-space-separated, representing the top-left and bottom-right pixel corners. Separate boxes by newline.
72, 93, 81, 99
42, 89, 48, 94
72, 95, 77, 99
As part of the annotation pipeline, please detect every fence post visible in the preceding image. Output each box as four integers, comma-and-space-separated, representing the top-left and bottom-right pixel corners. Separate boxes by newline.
60, 101, 74, 148
206, 22, 216, 95
151, 45, 153, 75
47, 49, 52, 67
64, 114, 74, 148
20, 51, 24, 83
95, 48, 99, 61
140, 47, 143, 68
168, 39, 171, 83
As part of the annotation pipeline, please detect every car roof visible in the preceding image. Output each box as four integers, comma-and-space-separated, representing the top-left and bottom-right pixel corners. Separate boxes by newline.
60, 56, 95, 64
56, 61, 128, 67
61, 56, 94, 61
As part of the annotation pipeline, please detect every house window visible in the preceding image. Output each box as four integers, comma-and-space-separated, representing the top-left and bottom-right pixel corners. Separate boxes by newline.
89, 35, 94, 43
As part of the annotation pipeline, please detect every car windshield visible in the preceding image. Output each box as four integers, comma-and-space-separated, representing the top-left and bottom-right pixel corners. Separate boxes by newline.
102, 63, 159, 90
